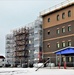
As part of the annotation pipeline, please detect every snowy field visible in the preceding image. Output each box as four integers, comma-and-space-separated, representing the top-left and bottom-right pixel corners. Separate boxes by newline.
0, 68, 74, 75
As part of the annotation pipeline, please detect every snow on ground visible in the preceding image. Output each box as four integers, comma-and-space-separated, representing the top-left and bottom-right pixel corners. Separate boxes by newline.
0, 68, 74, 75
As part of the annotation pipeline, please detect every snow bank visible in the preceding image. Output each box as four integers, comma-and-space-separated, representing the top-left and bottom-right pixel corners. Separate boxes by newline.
0, 68, 74, 75
33, 63, 44, 68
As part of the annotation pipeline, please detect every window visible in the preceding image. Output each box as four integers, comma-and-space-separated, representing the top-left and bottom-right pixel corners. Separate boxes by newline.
57, 15, 60, 21
57, 42, 60, 48
62, 13, 65, 19
68, 10, 71, 17
48, 30, 50, 35
62, 57, 66, 62
68, 41, 71, 46
47, 43, 50, 48
68, 26, 71, 31
69, 57, 72, 62
48, 18, 50, 22
62, 27, 65, 33
29, 40, 32, 44
69, 57, 73, 62
62, 42, 65, 47
56, 29, 60, 34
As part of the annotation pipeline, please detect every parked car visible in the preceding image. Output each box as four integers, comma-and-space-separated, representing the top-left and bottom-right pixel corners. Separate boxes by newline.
0, 56, 5, 67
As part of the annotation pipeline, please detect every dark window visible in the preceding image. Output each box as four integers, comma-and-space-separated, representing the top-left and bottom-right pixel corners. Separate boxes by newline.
57, 15, 60, 21
68, 41, 71, 46
48, 18, 50, 22
62, 42, 65, 47
56, 29, 60, 34
66, 57, 69, 62
68, 10, 71, 17
68, 26, 71, 31
48, 30, 50, 35
62, 13, 65, 19
62, 27, 65, 33
47, 43, 50, 48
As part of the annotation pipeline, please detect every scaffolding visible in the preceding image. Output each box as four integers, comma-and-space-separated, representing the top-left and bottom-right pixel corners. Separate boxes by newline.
34, 18, 43, 63
6, 34, 15, 66
28, 23, 34, 65
5, 17, 43, 67
25, 18, 43, 64
13, 27, 29, 66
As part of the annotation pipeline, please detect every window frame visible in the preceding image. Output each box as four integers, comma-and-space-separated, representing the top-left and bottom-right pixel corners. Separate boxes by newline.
48, 18, 50, 22
62, 27, 65, 33
62, 13, 65, 19
57, 15, 60, 21
68, 26, 71, 32
56, 42, 60, 48
68, 10, 71, 17
47, 43, 50, 48
68, 41, 71, 46
62, 42, 65, 47
56, 29, 60, 34
47, 30, 50, 35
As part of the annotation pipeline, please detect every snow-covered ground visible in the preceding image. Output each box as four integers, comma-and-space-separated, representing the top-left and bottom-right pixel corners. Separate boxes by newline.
0, 68, 74, 75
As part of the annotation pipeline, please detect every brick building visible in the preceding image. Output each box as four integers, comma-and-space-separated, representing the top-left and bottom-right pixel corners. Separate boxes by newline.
40, 0, 74, 65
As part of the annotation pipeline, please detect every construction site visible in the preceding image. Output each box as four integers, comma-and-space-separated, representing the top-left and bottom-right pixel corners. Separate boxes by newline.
6, 34, 15, 66
13, 27, 29, 67
5, 18, 43, 67
5, 0, 74, 68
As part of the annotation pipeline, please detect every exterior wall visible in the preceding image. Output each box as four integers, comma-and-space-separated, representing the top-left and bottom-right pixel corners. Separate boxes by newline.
43, 21, 74, 40
43, 36, 74, 53
43, 5, 74, 29
42, 3, 74, 60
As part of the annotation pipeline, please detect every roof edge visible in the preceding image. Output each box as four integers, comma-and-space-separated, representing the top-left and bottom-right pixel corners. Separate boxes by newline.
40, 1, 74, 17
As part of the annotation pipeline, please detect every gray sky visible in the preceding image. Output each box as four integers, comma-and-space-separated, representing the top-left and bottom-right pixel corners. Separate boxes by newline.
0, 0, 65, 56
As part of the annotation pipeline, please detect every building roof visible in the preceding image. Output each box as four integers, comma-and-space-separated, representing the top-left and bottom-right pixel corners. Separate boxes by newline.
0, 56, 5, 59
54, 47, 74, 55
40, 0, 74, 17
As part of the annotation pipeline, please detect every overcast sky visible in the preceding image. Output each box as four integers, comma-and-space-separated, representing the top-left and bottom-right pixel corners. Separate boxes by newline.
0, 0, 66, 56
